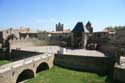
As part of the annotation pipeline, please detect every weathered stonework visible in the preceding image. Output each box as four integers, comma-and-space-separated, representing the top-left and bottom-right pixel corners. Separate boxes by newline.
0, 54, 54, 83
54, 54, 115, 74
113, 56, 125, 82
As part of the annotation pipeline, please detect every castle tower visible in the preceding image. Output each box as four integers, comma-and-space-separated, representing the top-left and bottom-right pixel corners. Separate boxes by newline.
56, 22, 64, 31
71, 22, 85, 48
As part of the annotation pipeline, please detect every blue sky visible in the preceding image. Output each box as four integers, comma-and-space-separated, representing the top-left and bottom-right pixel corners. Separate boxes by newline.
0, 0, 125, 31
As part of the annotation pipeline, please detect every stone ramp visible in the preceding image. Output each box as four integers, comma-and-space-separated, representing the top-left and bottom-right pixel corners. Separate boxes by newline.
0, 54, 48, 73
12, 46, 60, 54
12, 45, 105, 57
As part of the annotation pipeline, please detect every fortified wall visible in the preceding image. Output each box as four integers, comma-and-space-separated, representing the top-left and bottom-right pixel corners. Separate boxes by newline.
54, 54, 115, 74
0, 47, 125, 83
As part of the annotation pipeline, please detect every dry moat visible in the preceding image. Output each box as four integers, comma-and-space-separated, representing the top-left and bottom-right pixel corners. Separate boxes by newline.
25, 66, 120, 83
25, 66, 107, 83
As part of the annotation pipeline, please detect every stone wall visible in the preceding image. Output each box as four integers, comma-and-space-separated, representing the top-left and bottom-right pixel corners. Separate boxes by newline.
10, 39, 66, 49
113, 67, 125, 82
0, 52, 10, 60
0, 54, 55, 83
11, 50, 42, 61
54, 54, 115, 74
10, 40, 36, 49
113, 56, 125, 82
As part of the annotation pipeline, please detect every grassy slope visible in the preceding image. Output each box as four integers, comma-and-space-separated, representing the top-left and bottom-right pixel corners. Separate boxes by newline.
0, 60, 10, 65
25, 66, 107, 83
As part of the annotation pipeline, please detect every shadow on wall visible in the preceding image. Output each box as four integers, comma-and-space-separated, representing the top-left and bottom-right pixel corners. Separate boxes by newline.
16, 62, 49, 83
33, 40, 67, 47
16, 69, 34, 83
54, 54, 125, 83
54, 54, 115, 76
11, 49, 42, 61
104, 71, 125, 83
0, 52, 10, 60
36, 62, 49, 73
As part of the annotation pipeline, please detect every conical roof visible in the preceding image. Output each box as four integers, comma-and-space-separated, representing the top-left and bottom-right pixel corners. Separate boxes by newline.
72, 22, 84, 32
86, 21, 91, 27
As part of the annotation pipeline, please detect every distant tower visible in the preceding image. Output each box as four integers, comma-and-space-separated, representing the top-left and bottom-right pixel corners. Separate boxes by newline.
56, 22, 64, 31
86, 21, 93, 33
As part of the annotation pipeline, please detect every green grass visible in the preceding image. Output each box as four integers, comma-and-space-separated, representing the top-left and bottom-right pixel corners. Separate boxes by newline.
25, 66, 108, 83
0, 60, 10, 65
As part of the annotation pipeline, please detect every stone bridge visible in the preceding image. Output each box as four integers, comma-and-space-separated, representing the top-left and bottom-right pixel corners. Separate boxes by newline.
0, 47, 125, 83
0, 53, 54, 83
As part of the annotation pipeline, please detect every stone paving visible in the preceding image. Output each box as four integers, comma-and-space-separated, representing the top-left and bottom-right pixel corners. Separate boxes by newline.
18, 46, 60, 54
64, 49, 105, 57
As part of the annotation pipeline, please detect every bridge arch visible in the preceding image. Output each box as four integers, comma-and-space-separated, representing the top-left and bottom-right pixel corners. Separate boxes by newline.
36, 62, 49, 73
16, 69, 35, 83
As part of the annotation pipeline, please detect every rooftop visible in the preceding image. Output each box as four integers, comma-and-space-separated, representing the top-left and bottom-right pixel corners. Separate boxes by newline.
72, 22, 84, 32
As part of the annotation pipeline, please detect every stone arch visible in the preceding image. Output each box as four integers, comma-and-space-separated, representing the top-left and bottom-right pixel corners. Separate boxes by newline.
36, 62, 49, 73
16, 69, 34, 83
